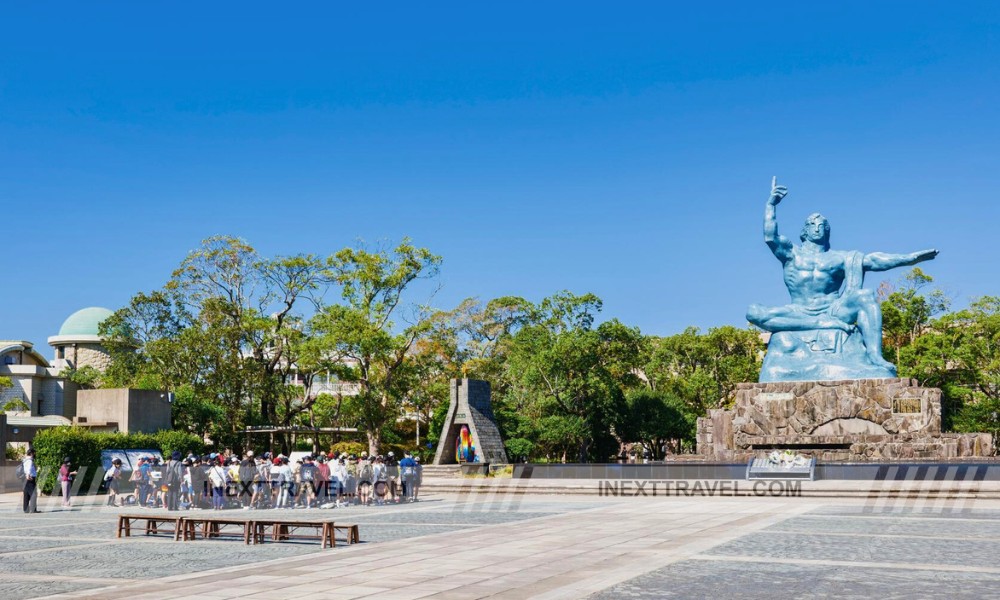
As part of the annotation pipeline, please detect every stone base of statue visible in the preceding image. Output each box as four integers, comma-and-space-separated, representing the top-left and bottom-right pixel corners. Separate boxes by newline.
697, 378, 993, 461
761, 329, 896, 382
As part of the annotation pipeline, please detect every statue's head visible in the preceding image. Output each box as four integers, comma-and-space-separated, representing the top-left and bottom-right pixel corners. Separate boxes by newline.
800, 213, 830, 245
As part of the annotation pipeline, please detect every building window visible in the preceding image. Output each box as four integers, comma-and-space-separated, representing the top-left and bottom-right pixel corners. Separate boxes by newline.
57, 346, 65, 359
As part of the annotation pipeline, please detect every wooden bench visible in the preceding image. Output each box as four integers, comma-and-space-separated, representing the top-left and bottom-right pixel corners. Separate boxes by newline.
180, 516, 254, 544
116, 514, 185, 541
253, 520, 336, 548
332, 523, 360, 545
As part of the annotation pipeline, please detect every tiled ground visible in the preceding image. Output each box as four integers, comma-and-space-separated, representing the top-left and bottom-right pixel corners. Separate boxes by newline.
0, 496, 598, 599
5, 490, 1000, 598
592, 505, 1000, 599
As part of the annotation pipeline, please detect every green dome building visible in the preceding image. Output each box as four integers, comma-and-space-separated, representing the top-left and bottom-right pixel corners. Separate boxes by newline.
48, 306, 114, 372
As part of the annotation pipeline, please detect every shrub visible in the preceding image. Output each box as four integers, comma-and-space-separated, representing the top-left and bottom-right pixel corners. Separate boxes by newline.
32, 427, 205, 495
328, 441, 367, 457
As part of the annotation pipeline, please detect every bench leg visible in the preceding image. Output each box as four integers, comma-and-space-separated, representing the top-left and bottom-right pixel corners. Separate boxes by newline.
322, 523, 334, 549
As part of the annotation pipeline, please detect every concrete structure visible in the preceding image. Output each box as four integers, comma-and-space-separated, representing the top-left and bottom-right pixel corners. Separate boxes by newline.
433, 378, 508, 465
2, 307, 172, 458
697, 378, 994, 460
0, 339, 75, 418
75, 389, 173, 434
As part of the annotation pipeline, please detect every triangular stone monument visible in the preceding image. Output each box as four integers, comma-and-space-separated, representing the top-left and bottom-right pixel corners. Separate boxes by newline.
433, 378, 508, 465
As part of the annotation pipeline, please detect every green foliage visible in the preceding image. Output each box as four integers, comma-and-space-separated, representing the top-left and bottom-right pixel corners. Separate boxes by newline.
0, 376, 28, 413
310, 238, 441, 455
896, 294, 1000, 437
426, 403, 447, 446
880, 268, 950, 365
2, 398, 30, 413
504, 438, 535, 462
620, 390, 696, 458
328, 441, 368, 457
501, 293, 642, 462
32, 427, 205, 495
60, 366, 104, 390
643, 325, 764, 414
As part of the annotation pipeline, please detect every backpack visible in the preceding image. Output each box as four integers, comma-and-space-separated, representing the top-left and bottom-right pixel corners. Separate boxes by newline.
15, 462, 26, 481
359, 463, 373, 482
170, 462, 184, 487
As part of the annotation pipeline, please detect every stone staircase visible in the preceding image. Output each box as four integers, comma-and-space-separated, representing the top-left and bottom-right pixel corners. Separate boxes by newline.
418, 464, 462, 478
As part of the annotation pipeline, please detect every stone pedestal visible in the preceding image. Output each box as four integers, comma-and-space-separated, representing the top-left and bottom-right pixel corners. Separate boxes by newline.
697, 378, 993, 461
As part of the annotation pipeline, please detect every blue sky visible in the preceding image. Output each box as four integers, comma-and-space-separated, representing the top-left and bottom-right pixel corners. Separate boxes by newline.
2, 2, 998, 350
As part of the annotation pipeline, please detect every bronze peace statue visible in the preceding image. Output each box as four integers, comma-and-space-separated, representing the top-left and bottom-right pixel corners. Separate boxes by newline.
747, 180, 938, 382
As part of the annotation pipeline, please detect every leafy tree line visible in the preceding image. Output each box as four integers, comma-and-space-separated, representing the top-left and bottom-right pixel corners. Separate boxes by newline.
880, 268, 1000, 441
88, 235, 999, 463
89, 236, 765, 462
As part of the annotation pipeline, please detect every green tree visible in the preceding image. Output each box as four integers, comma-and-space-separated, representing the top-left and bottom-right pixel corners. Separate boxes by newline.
102, 237, 332, 450
899, 296, 1000, 434
0, 376, 29, 412
879, 267, 950, 365
503, 292, 643, 462
309, 239, 441, 455
643, 325, 763, 414
621, 390, 696, 458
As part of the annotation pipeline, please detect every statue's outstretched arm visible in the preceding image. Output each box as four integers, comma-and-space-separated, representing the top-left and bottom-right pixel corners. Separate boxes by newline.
764, 185, 792, 261
863, 249, 939, 272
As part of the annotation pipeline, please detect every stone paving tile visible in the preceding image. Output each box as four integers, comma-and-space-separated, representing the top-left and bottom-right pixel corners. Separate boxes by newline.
703, 530, 1000, 567
0, 540, 318, 579
0, 582, 97, 600
587, 559, 1000, 599
346, 510, 555, 525
808, 505, 1000, 519
19, 495, 1000, 599
767, 514, 1000, 538
0, 538, 99, 554
0, 523, 116, 539
0, 495, 593, 599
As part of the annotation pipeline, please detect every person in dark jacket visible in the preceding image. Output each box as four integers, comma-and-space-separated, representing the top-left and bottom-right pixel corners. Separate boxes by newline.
164, 451, 184, 511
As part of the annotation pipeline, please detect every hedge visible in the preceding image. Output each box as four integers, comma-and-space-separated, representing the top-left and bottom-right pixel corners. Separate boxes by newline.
33, 427, 206, 495
326, 441, 417, 460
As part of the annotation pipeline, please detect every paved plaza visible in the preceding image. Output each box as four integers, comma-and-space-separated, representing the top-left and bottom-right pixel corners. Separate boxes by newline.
3, 488, 1000, 599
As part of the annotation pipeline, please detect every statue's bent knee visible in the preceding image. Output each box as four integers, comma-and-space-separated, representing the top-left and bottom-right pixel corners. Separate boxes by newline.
746, 304, 766, 325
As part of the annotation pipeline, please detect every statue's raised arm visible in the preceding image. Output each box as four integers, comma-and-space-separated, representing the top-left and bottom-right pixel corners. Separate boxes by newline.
863, 248, 939, 272
763, 183, 792, 262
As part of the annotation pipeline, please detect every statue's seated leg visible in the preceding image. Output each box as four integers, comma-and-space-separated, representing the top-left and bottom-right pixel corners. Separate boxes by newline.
747, 303, 851, 333
833, 289, 896, 373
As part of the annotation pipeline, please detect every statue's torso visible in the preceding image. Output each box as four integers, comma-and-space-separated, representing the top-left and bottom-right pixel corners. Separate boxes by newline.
783, 247, 848, 305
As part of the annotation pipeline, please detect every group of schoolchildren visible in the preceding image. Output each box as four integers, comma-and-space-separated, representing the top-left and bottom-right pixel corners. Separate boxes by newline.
115, 449, 424, 510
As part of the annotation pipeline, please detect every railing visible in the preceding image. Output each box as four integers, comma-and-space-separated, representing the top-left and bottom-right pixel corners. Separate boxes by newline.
307, 381, 362, 395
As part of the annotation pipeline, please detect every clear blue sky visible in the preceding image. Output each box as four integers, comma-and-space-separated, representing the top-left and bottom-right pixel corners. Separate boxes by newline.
2, 2, 998, 350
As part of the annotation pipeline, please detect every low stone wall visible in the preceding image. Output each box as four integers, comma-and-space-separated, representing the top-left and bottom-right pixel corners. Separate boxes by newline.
697, 378, 994, 461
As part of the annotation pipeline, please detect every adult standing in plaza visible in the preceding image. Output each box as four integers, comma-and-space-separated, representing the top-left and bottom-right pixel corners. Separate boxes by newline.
22, 449, 38, 513
300, 455, 318, 509
239, 451, 256, 508
104, 458, 123, 507
164, 451, 184, 511
386, 451, 400, 503
398, 452, 417, 502
132, 457, 150, 508
208, 459, 227, 510
58, 457, 77, 508
315, 455, 331, 506
413, 456, 423, 501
